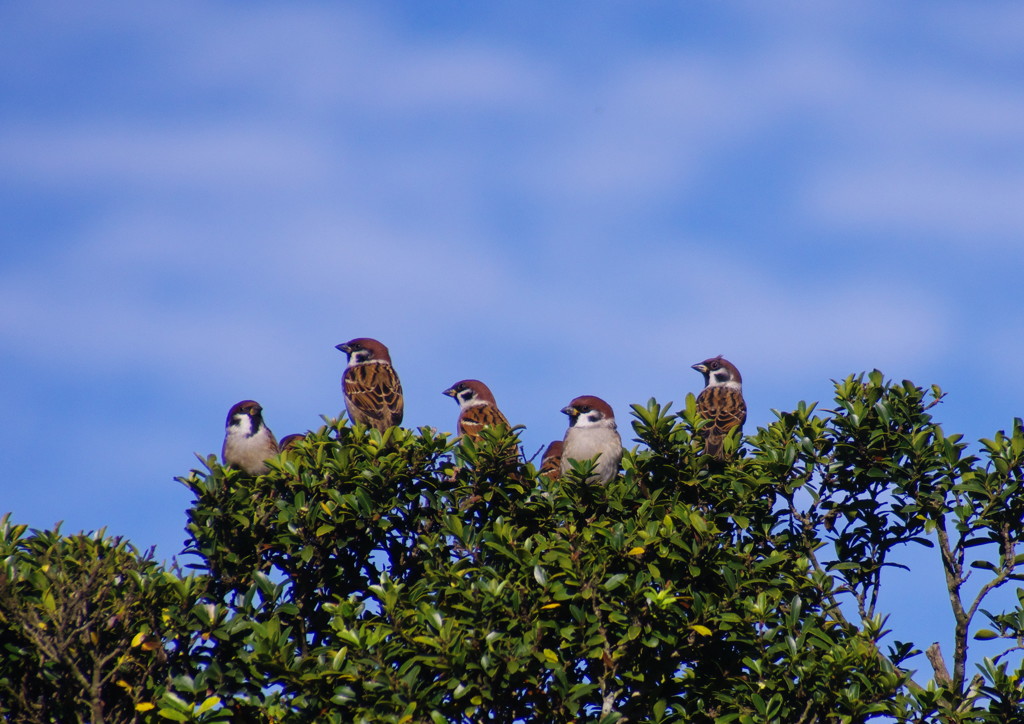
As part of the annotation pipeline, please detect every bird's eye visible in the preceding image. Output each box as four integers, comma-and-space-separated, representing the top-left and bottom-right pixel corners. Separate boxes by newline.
710, 361, 720, 370
579, 405, 591, 413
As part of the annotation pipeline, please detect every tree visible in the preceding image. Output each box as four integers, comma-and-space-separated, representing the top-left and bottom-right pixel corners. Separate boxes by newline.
0, 522, 206, 724
1, 371, 1022, 722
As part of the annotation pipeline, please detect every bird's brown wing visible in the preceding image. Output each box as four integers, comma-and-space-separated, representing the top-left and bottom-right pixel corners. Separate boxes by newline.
540, 443, 563, 480
458, 403, 510, 440
696, 386, 747, 460
344, 363, 404, 430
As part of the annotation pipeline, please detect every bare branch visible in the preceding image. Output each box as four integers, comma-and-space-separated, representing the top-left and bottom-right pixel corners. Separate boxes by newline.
926, 642, 951, 687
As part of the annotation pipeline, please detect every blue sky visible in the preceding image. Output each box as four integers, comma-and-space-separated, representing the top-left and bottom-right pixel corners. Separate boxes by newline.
2, 1, 1023, 684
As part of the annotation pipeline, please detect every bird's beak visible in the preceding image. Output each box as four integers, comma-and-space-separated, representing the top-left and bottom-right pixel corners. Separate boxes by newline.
335, 343, 350, 354
442, 387, 456, 398
561, 405, 577, 417
691, 363, 707, 374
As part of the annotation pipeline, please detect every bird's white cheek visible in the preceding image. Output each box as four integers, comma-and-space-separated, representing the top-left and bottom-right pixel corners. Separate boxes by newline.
229, 417, 255, 438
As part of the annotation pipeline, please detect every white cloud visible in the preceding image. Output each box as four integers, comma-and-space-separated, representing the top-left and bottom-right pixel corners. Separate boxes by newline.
163, 5, 554, 114
0, 121, 329, 192
6, 0, 1022, 253
584, 244, 950, 379
808, 161, 1024, 238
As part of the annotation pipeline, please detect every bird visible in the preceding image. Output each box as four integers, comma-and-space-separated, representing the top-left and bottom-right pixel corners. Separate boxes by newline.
222, 400, 279, 476
560, 395, 622, 484
691, 355, 747, 460
335, 338, 404, 431
278, 433, 305, 451
539, 440, 563, 480
442, 379, 511, 441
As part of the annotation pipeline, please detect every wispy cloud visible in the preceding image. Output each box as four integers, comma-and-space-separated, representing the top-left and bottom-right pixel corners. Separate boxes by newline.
1, 121, 329, 193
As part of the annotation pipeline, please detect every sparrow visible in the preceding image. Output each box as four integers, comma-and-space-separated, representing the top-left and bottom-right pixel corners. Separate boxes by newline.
692, 355, 747, 460
560, 395, 622, 484
335, 338, 404, 431
442, 379, 511, 441
278, 433, 304, 451
539, 440, 563, 480
222, 400, 279, 476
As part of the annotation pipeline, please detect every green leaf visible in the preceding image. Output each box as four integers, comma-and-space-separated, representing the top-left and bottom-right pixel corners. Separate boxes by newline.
533, 565, 548, 586
197, 696, 221, 714
604, 573, 627, 591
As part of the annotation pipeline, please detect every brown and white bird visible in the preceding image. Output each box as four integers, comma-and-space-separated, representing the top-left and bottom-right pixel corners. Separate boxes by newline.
335, 338, 404, 431
692, 355, 747, 460
442, 379, 511, 441
560, 395, 622, 484
539, 440, 563, 480
222, 400, 279, 476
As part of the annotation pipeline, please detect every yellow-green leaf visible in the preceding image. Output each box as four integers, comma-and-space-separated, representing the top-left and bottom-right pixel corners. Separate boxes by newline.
197, 695, 221, 714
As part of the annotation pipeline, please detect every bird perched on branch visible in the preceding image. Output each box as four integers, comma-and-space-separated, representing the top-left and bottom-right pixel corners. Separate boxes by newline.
442, 379, 510, 441
692, 355, 746, 460
335, 338, 404, 431
560, 395, 622, 484
222, 400, 279, 475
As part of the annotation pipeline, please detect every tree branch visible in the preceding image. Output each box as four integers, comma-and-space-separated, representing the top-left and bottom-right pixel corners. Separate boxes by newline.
933, 514, 968, 692
925, 642, 951, 687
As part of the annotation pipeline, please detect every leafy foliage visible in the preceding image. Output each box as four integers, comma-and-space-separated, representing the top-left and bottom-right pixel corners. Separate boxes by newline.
0, 519, 207, 724
2, 372, 1022, 722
